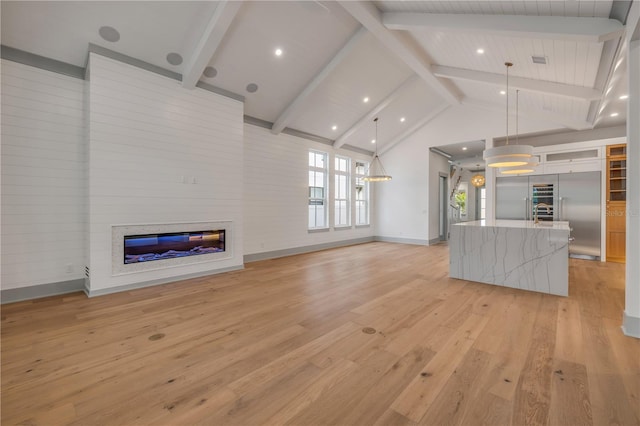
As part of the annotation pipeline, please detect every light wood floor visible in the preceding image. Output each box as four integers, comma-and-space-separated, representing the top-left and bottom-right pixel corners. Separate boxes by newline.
2, 242, 639, 425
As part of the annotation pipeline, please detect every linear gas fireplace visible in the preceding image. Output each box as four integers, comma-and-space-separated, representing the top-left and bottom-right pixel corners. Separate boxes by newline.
124, 230, 225, 264
112, 221, 232, 275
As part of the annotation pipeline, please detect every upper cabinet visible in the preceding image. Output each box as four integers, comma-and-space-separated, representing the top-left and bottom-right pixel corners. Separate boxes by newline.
541, 147, 601, 175
606, 144, 627, 203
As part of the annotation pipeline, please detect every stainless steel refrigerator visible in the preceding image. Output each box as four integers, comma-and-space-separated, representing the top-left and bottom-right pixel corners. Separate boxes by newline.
496, 171, 601, 259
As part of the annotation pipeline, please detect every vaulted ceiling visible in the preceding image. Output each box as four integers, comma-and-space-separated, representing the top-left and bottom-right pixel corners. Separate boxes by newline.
1, 1, 632, 153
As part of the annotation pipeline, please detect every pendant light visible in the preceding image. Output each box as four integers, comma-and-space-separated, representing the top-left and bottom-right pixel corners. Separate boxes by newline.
483, 62, 534, 168
470, 174, 485, 187
363, 117, 392, 182
499, 89, 539, 175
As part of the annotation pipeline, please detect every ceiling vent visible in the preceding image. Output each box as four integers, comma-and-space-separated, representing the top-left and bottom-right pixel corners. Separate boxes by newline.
532, 55, 547, 65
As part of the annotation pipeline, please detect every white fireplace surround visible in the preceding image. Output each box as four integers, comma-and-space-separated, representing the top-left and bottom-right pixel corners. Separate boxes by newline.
112, 221, 233, 275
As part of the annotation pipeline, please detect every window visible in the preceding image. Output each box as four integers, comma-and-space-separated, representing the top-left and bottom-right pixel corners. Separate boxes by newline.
479, 187, 486, 220
335, 156, 351, 227
355, 161, 369, 225
308, 152, 369, 230
309, 151, 328, 229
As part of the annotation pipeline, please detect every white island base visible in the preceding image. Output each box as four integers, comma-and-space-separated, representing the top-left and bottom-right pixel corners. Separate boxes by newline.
449, 220, 570, 296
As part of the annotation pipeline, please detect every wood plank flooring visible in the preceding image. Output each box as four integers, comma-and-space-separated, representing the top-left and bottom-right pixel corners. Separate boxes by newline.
1, 242, 639, 425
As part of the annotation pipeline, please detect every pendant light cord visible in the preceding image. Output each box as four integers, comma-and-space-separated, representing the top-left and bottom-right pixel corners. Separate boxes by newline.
374, 117, 379, 156
505, 62, 512, 146
506, 65, 509, 146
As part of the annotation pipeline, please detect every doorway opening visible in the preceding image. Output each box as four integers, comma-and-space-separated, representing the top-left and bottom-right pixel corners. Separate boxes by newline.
439, 173, 448, 241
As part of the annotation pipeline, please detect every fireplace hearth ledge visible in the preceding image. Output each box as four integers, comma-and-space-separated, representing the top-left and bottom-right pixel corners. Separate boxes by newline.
87, 264, 244, 298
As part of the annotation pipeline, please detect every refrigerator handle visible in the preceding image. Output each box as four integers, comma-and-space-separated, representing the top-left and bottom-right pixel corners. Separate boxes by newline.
558, 197, 564, 221
525, 197, 529, 221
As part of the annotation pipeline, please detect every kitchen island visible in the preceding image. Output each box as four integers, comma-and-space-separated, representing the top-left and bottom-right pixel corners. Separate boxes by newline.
449, 219, 570, 296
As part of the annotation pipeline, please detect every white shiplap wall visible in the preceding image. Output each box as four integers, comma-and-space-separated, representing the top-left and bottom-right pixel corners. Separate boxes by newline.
88, 53, 244, 292
243, 124, 374, 255
1, 59, 86, 290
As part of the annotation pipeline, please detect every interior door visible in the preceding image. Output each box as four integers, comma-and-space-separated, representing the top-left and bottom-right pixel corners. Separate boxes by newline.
439, 174, 448, 241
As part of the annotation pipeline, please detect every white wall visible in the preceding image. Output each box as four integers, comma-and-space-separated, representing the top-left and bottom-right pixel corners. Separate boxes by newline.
373, 143, 429, 243
376, 105, 559, 242
243, 124, 373, 255
1, 59, 86, 290
87, 54, 244, 292
3, 55, 620, 300
0, 56, 375, 297
624, 31, 640, 336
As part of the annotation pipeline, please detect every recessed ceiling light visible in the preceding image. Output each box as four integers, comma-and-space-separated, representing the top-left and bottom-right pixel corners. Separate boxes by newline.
332, 125, 337, 131
619, 94, 629, 100
275, 48, 283, 57
476, 48, 484, 54
462, 147, 468, 151
371, 139, 376, 144
363, 97, 369, 103
610, 112, 619, 117
500, 90, 506, 95
400, 117, 406, 122
246, 83, 258, 93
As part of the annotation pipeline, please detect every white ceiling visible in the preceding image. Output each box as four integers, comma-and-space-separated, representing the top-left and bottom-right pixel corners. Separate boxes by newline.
0, 1, 632, 153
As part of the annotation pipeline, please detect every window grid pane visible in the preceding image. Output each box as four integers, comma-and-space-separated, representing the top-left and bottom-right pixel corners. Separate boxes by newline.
355, 161, 369, 225
309, 150, 328, 229
334, 156, 351, 227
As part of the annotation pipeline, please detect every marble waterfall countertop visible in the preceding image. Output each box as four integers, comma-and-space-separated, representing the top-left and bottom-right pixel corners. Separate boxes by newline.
449, 220, 570, 296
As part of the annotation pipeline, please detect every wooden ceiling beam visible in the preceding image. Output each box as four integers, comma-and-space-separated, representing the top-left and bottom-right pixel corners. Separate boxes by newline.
333, 75, 419, 149
432, 65, 602, 101
182, 1, 242, 89
383, 12, 624, 43
378, 104, 451, 155
338, 1, 461, 106
270, 26, 367, 135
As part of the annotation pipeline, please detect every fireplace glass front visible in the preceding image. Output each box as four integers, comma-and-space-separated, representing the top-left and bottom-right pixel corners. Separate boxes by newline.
124, 230, 225, 264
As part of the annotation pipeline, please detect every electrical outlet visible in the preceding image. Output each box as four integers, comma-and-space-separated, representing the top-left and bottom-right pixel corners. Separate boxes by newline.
65, 264, 74, 274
